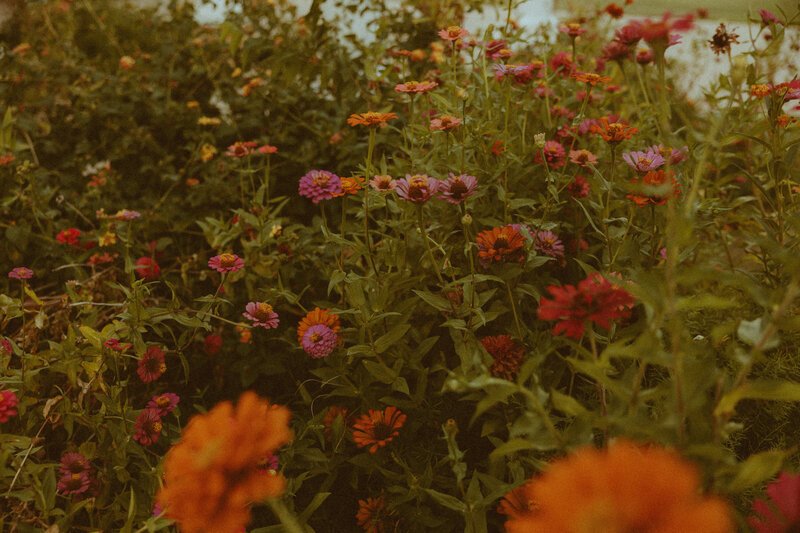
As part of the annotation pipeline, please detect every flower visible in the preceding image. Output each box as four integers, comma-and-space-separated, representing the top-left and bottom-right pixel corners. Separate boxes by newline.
352, 406, 406, 453
485, 39, 508, 59
203, 334, 223, 355
298, 169, 342, 203
438, 26, 468, 41
370, 175, 396, 191
323, 406, 352, 441
57, 228, 82, 246
537, 273, 635, 338
333, 176, 366, 197
134, 257, 160, 281
480, 335, 526, 380
759, 9, 783, 26
0, 339, 12, 356
225, 141, 257, 158
622, 148, 665, 173
98, 232, 117, 246
615, 22, 643, 46
134, 407, 163, 446
301, 324, 338, 359
627, 169, 681, 206
197, 116, 222, 126
429, 114, 462, 131
708, 23, 739, 55
504, 440, 734, 533
568, 175, 591, 199
104, 338, 131, 352
60, 452, 91, 475
356, 495, 398, 533
297, 307, 341, 345
208, 253, 245, 273
636, 48, 654, 65
535, 230, 565, 259
157, 392, 292, 533
201, 143, 217, 161
535, 140, 566, 167
569, 149, 598, 168
89, 252, 117, 265
114, 209, 141, 221
601, 40, 632, 63
476, 225, 527, 267
438, 173, 478, 204
243, 302, 279, 329
395, 174, 439, 203
347, 111, 397, 127
0, 390, 19, 423
604, 3, 624, 18
558, 22, 587, 37
137, 345, 166, 383
57, 472, 91, 496
236, 325, 253, 344
0, 152, 15, 166
147, 393, 181, 416
590, 117, 639, 144
650, 144, 689, 164
8, 267, 33, 279
638, 13, 694, 48
572, 72, 612, 85
119, 55, 135, 69
492, 140, 505, 155
751, 84, 772, 98
749, 472, 800, 532
394, 80, 438, 94
258, 144, 278, 154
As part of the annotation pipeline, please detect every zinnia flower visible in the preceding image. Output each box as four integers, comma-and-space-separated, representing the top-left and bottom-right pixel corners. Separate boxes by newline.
298, 170, 342, 203
615, 22, 643, 46
203, 334, 222, 355
438, 26, 468, 41
572, 72, 612, 85
137, 345, 166, 383
601, 40, 632, 63
537, 273, 635, 338
534, 231, 565, 259
558, 22, 587, 37
759, 9, 783, 26
225, 141, 257, 158
627, 169, 681, 206
480, 335, 526, 380
352, 406, 406, 453
504, 439, 734, 533
476, 226, 527, 267
0, 390, 19, 423
104, 338, 130, 352
569, 149, 598, 168
535, 140, 567, 167
301, 324, 338, 359
297, 307, 342, 345
243, 302, 279, 329
749, 472, 800, 532
429, 114, 462, 131
208, 253, 244, 273
590, 117, 639, 144
134, 257, 160, 281
708, 23, 739, 55
147, 393, 181, 416
0, 339, 12, 356
333, 176, 365, 197
57, 472, 91, 496
438, 173, 478, 204
356, 495, 398, 533
157, 392, 292, 533
323, 406, 352, 441
650, 144, 688, 165
485, 39, 508, 60
395, 174, 439, 203
114, 209, 141, 221
604, 3, 624, 18
258, 145, 278, 154
347, 112, 397, 128
57, 228, 82, 246
370, 175, 396, 191
60, 452, 91, 475
622, 148, 665, 173
394, 80, 438, 94
8, 267, 33, 279
133, 407, 163, 446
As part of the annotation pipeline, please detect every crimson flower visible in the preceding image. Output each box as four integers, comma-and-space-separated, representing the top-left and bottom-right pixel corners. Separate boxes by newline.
138, 345, 166, 383
133, 407, 163, 446
57, 228, 82, 246
134, 257, 160, 281
0, 390, 19, 423
480, 335, 526, 380
750, 472, 800, 532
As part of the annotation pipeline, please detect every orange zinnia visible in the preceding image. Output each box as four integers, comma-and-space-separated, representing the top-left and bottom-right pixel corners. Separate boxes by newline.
476, 225, 527, 266
332, 176, 365, 197
157, 392, 292, 533
347, 111, 398, 128
627, 169, 681, 206
297, 307, 341, 343
590, 117, 639, 144
504, 439, 734, 533
572, 72, 613, 86
352, 406, 406, 454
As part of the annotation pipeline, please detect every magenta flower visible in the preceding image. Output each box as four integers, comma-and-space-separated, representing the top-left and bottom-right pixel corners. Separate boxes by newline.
208, 253, 244, 273
535, 140, 567, 167
113, 209, 141, 221
395, 174, 439, 203
8, 267, 33, 279
749, 472, 800, 532
147, 393, 180, 416
649, 144, 689, 165
370, 174, 396, 191
485, 39, 508, 60
622, 149, 665, 173
243, 302, 279, 329
298, 170, 342, 203
103, 338, 131, 352
133, 407, 163, 446
567, 175, 591, 199
301, 324, 338, 359
615, 21, 643, 46
259, 452, 279, 472
759, 9, 783, 26
137, 345, 166, 383
535, 231, 565, 259
0, 339, 12, 356
57, 472, 91, 496
0, 390, 19, 423
438, 173, 478, 204
60, 452, 91, 475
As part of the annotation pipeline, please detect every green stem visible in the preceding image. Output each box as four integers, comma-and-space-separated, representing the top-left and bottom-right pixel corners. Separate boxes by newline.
505, 280, 523, 339
267, 498, 306, 533
364, 128, 381, 280
417, 205, 445, 285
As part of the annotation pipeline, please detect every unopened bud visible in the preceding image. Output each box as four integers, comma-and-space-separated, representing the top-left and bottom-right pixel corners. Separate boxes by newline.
461, 213, 472, 226
534, 132, 546, 148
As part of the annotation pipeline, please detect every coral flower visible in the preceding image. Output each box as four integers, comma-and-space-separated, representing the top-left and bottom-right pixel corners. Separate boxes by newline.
534, 230, 565, 259
332, 176, 366, 197
157, 392, 292, 533
134, 257, 160, 281
627, 169, 681, 206
133, 407, 163, 446
60, 452, 90, 475
622, 148, 665, 173
370, 174, 396, 191
301, 324, 338, 359
225, 141, 257, 158
438, 26, 469, 41
394, 80, 438, 94
537, 273, 635, 338
57, 228, 82, 246
604, 3, 624, 18
590, 117, 639, 144
137, 345, 166, 383
438, 173, 478, 204
57, 472, 91, 496
297, 307, 341, 344
395, 174, 439, 203
208, 253, 245, 273
8, 267, 33, 279
429, 114, 462, 131
257, 145, 278, 154
347, 111, 397, 128
147, 393, 181, 416
0, 390, 19, 423
480, 335, 526, 380
751, 84, 772, 98
476, 225, 527, 267
749, 472, 800, 532
569, 149, 598, 168
558, 22, 587, 37
352, 406, 407, 453
572, 72, 612, 85
243, 302, 279, 329
356, 495, 398, 533
299, 169, 342, 203
504, 440, 734, 533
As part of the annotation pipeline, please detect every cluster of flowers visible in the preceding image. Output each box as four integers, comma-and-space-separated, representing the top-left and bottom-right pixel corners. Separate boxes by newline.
323, 404, 407, 454
475, 224, 565, 267
57, 452, 96, 497
133, 392, 180, 447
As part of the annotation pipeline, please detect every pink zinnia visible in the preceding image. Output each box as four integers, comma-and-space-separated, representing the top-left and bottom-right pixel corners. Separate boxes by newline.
485, 39, 507, 60
438, 26, 468, 41
395, 174, 439, 203
301, 324, 338, 359
133, 407, 163, 446
650, 144, 689, 165
438, 173, 478, 204
569, 149, 598, 168
257, 145, 278, 154
243, 301, 279, 329
568, 175, 591, 199
299, 169, 342, 203
601, 40, 632, 62
114, 209, 141, 221
759, 9, 783, 26
225, 141, 257, 158
749, 472, 800, 532
137, 345, 166, 383
370, 175, 396, 191
147, 393, 180, 416
57, 472, 91, 496
8, 267, 33, 279
429, 115, 462, 131
0, 390, 19, 422
535, 231, 565, 259
536, 140, 567, 167
60, 452, 90, 475
615, 21, 643, 46
208, 253, 244, 273
622, 149, 665, 172
134, 257, 160, 281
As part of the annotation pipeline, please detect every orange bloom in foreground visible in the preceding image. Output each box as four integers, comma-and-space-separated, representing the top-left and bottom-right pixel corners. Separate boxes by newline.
157, 392, 292, 533
590, 117, 639, 144
352, 406, 406, 453
504, 439, 734, 533
297, 307, 341, 343
347, 111, 398, 128
332, 176, 366, 197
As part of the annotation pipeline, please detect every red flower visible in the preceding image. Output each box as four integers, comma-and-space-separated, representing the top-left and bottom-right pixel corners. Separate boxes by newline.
480, 335, 526, 380
491, 139, 505, 155
537, 273, 635, 338
352, 406, 406, 453
203, 333, 223, 355
133, 407, 163, 446
604, 3, 624, 18
57, 228, 82, 246
323, 406, 353, 441
134, 256, 160, 281
750, 472, 800, 532
0, 390, 19, 423
137, 345, 166, 383
356, 495, 398, 533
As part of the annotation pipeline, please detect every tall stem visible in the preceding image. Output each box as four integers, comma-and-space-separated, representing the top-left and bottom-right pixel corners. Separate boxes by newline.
505, 280, 523, 339
364, 129, 380, 280
417, 205, 444, 285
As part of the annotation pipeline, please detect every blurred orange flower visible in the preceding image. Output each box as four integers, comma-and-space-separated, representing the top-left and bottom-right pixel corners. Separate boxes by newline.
590, 117, 639, 143
347, 112, 398, 128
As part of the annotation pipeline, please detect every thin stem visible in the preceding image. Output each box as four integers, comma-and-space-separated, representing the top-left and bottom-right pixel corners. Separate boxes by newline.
364, 128, 381, 281
417, 205, 445, 285
505, 280, 523, 339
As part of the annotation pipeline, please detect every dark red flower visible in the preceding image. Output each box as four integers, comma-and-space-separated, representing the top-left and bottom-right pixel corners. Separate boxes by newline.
137, 345, 166, 383
133, 407, 163, 446
56, 228, 82, 246
480, 335, 526, 380
203, 333, 223, 355
134, 256, 160, 281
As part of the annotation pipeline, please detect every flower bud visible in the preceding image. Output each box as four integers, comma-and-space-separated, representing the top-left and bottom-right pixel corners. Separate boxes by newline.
534, 133, 546, 148
461, 213, 472, 226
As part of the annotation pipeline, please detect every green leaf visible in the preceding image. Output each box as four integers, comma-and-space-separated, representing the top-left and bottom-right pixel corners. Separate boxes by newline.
550, 389, 589, 417
424, 489, 467, 512
374, 323, 410, 354
78, 326, 103, 350
727, 450, 786, 493
715, 380, 800, 417
413, 290, 451, 311
362, 360, 396, 383
489, 438, 536, 463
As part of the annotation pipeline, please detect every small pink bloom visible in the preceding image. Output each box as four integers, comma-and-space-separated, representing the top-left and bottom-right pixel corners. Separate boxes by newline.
57, 472, 91, 496
370, 175, 396, 191
759, 9, 783, 26
208, 253, 244, 273
257, 145, 278, 154
243, 301, 279, 329
622, 149, 665, 172
395, 174, 439, 203
8, 267, 33, 280
429, 114, 462, 131
298, 170, 342, 203
438, 26, 468, 41
569, 149, 598, 168
147, 393, 180, 416
301, 324, 338, 358
104, 339, 131, 352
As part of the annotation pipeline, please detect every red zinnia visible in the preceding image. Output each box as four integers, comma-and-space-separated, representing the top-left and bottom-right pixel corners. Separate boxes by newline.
133, 407, 163, 446
134, 256, 160, 281
203, 333, 223, 355
137, 345, 166, 383
356, 495, 398, 533
627, 169, 681, 206
57, 228, 82, 246
0, 390, 19, 423
480, 335, 526, 380
750, 472, 800, 532
352, 406, 406, 454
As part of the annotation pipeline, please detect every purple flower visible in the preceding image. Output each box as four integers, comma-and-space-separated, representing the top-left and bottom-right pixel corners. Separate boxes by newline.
535, 231, 565, 259
57, 471, 91, 496
649, 144, 689, 165
301, 324, 338, 359
395, 174, 439, 203
8, 267, 33, 279
114, 209, 141, 221
208, 253, 244, 273
147, 393, 180, 416
622, 149, 665, 173
438, 173, 478, 204
243, 302, 279, 329
298, 170, 342, 203
60, 452, 90, 475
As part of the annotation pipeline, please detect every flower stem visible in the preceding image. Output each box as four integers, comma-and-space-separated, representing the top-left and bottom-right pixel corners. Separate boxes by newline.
505, 280, 523, 339
364, 128, 381, 281
417, 205, 444, 285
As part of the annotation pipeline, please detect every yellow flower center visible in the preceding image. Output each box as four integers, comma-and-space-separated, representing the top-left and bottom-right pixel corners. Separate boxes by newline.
218, 253, 237, 267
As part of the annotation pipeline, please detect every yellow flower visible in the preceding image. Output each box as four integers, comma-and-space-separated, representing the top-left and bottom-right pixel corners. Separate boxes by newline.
186, 101, 200, 109
201, 144, 217, 162
98, 232, 117, 246
269, 224, 282, 238
231, 67, 242, 78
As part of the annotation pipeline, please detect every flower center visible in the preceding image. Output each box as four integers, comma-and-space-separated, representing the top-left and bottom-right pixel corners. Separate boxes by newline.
67, 474, 84, 489
446, 26, 461, 37
156, 396, 170, 408
372, 422, 392, 441
310, 332, 322, 342
148, 421, 163, 434
312, 173, 330, 187
218, 253, 236, 267
254, 303, 273, 320
449, 180, 467, 197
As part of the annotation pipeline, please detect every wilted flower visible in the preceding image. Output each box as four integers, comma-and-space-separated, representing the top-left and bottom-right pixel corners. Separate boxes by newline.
352, 406, 406, 453
208, 253, 244, 273
708, 23, 739, 55
438, 173, 478, 204
243, 302, 279, 329
298, 170, 342, 203
480, 335, 526, 380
